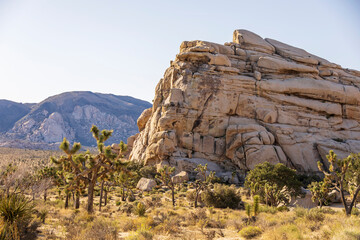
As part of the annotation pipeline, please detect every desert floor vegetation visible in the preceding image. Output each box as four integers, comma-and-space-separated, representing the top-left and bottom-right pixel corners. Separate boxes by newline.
1, 127, 360, 239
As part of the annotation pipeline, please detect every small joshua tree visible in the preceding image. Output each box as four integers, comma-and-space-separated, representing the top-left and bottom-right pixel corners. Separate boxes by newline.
191, 164, 215, 208
156, 165, 176, 207
308, 179, 330, 208
318, 150, 360, 216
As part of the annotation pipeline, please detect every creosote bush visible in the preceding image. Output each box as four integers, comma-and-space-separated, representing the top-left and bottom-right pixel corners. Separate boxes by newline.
239, 226, 262, 239
202, 184, 242, 209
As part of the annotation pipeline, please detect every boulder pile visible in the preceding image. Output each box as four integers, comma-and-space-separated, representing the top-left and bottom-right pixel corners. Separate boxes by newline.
129, 29, 360, 178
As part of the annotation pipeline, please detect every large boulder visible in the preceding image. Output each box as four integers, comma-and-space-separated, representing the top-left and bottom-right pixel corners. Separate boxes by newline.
129, 29, 360, 175
136, 178, 156, 191
171, 171, 189, 184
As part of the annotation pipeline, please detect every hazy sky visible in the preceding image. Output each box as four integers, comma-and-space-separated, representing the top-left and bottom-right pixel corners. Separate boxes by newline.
0, 0, 359, 104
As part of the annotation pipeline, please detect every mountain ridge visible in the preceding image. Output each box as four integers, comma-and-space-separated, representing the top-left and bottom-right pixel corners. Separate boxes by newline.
0, 91, 152, 149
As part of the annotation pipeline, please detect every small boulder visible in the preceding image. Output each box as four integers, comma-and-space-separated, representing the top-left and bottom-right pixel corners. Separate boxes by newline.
328, 190, 342, 203
171, 171, 189, 184
136, 178, 156, 191
290, 188, 317, 209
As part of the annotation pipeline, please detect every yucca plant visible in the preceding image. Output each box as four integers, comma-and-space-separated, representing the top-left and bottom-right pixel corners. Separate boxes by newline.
133, 202, 147, 217
0, 194, 35, 240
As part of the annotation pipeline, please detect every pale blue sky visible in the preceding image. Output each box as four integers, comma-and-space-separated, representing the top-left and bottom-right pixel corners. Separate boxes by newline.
0, 0, 359, 103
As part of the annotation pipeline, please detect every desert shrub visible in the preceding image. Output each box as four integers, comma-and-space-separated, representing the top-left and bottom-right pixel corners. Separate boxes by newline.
277, 205, 289, 212
305, 208, 325, 222
263, 224, 302, 240
185, 208, 208, 226
0, 193, 38, 240
153, 217, 181, 235
332, 227, 360, 240
186, 190, 196, 202
126, 224, 153, 240
294, 206, 307, 218
115, 200, 121, 206
239, 226, 262, 239
66, 216, 118, 240
119, 218, 136, 231
139, 165, 157, 179
259, 205, 278, 214
352, 207, 360, 216
202, 184, 242, 209
134, 202, 147, 217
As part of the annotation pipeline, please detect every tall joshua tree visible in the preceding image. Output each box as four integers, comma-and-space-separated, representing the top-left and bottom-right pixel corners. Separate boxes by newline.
157, 166, 176, 207
54, 125, 127, 213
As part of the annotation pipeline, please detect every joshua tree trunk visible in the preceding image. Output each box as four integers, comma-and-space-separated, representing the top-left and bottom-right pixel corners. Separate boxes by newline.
99, 180, 104, 211
122, 187, 125, 201
171, 187, 175, 207
104, 190, 108, 206
75, 191, 80, 209
87, 177, 97, 213
195, 191, 199, 208
65, 193, 69, 209
44, 189, 47, 202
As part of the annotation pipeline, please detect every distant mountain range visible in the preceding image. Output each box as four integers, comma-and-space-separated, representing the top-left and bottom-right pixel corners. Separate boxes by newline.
0, 91, 152, 149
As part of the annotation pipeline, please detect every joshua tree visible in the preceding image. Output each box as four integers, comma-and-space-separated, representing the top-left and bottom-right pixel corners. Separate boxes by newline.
308, 179, 331, 208
53, 125, 128, 213
191, 164, 215, 208
156, 165, 176, 207
253, 195, 260, 216
35, 166, 58, 202
318, 150, 360, 216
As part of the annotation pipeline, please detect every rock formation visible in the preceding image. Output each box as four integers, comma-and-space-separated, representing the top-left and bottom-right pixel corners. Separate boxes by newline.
129, 29, 360, 177
1, 91, 151, 149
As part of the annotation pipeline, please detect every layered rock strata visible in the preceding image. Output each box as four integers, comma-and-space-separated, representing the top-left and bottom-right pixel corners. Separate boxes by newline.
129, 29, 360, 177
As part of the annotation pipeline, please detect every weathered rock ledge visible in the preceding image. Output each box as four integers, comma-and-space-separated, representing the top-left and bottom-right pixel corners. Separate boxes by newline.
129, 29, 360, 181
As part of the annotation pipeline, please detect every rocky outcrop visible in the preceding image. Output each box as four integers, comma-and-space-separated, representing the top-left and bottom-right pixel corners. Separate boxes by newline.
1, 91, 151, 148
136, 178, 156, 191
129, 29, 360, 176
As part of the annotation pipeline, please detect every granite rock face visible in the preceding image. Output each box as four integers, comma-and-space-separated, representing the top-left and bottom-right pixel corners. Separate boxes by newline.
129, 29, 360, 175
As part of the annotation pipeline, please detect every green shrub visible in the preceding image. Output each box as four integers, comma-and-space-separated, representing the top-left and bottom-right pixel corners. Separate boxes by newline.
202, 184, 242, 209
259, 205, 278, 214
277, 205, 289, 212
245, 162, 302, 206
116, 200, 121, 206
239, 226, 262, 239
